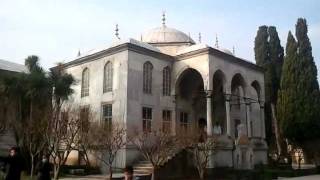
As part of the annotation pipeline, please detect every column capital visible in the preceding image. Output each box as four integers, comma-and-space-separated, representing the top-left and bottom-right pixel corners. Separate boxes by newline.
244, 98, 251, 105
259, 100, 265, 108
224, 94, 232, 101
204, 89, 213, 98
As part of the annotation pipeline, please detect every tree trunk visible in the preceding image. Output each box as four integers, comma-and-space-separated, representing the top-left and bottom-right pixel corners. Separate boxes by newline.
271, 103, 282, 157
54, 165, 60, 180
30, 154, 34, 179
314, 152, 320, 172
109, 166, 112, 180
199, 168, 205, 179
151, 168, 155, 180
82, 146, 91, 167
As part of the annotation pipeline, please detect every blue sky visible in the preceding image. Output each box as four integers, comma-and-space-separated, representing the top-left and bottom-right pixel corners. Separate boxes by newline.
1, 0, 319, 78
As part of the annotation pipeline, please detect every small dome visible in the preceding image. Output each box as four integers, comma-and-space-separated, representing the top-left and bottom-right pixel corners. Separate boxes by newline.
219, 48, 233, 55
142, 26, 195, 44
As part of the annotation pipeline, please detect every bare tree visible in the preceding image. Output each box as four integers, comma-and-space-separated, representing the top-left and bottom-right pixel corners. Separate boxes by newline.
46, 106, 85, 180
130, 130, 178, 180
177, 130, 216, 180
88, 122, 126, 179
0, 108, 7, 135
25, 116, 48, 179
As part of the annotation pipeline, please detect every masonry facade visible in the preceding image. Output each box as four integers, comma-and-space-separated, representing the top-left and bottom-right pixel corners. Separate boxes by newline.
62, 21, 267, 170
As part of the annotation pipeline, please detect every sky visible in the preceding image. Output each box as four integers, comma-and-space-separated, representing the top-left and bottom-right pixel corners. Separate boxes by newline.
1, 0, 319, 77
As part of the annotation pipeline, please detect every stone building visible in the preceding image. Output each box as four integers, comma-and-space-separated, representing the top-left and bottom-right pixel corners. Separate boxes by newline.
0, 59, 27, 156
61, 15, 267, 170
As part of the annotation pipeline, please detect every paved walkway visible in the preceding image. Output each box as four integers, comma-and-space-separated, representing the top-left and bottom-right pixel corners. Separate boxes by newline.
61, 174, 320, 180
61, 174, 123, 180
279, 175, 320, 179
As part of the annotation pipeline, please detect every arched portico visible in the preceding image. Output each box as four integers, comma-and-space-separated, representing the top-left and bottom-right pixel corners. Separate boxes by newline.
212, 70, 227, 135
251, 80, 265, 139
230, 73, 248, 137
175, 68, 206, 134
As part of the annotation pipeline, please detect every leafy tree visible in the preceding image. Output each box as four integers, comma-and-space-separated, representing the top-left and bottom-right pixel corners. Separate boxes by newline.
254, 26, 270, 66
268, 26, 284, 103
254, 25, 285, 157
277, 18, 320, 165
49, 63, 74, 108
0, 57, 76, 178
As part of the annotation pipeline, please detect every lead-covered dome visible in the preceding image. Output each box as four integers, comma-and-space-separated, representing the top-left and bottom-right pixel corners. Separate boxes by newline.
141, 26, 195, 44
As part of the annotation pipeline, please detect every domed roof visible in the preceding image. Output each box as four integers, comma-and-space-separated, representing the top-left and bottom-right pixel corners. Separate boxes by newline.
219, 48, 234, 56
142, 26, 195, 44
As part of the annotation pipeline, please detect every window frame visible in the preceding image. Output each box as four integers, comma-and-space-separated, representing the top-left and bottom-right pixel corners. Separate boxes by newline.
162, 66, 171, 96
143, 62, 153, 94
81, 68, 90, 97
103, 61, 113, 93
102, 103, 112, 129
162, 110, 172, 133
179, 111, 189, 132
80, 105, 90, 133
142, 107, 152, 132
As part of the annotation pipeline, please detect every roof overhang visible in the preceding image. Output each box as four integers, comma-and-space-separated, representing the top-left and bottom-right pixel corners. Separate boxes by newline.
175, 47, 264, 73
55, 42, 175, 69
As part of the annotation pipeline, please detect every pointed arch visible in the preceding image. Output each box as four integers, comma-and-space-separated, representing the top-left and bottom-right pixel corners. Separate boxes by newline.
251, 80, 261, 101
231, 73, 247, 109
212, 69, 227, 93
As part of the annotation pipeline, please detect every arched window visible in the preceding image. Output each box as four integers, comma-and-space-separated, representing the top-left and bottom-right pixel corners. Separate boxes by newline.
103, 61, 113, 93
81, 68, 89, 97
163, 66, 171, 96
143, 62, 153, 94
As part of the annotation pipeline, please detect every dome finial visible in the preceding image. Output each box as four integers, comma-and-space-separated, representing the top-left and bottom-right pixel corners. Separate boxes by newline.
198, 32, 202, 43
162, 11, 166, 27
215, 34, 219, 48
115, 24, 120, 40
232, 46, 235, 55
77, 49, 81, 57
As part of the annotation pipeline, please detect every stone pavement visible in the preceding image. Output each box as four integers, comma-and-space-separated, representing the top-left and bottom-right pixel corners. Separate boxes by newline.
60, 174, 123, 180
278, 175, 320, 180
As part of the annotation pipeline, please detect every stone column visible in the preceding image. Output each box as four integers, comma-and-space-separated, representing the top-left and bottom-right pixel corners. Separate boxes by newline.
260, 102, 265, 139
172, 109, 176, 135
225, 94, 231, 136
172, 95, 177, 135
245, 98, 252, 137
206, 91, 213, 136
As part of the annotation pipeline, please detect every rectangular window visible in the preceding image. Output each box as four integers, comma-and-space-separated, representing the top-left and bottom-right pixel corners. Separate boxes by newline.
180, 112, 188, 132
162, 110, 171, 133
163, 67, 171, 96
142, 107, 152, 132
80, 106, 90, 133
102, 104, 112, 128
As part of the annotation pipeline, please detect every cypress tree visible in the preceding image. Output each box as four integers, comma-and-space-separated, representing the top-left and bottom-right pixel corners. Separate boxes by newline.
254, 26, 273, 146
268, 26, 284, 103
254, 26, 270, 66
277, 19, 320, 152
277, 31, 299, 143
254, 25, 285, 157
